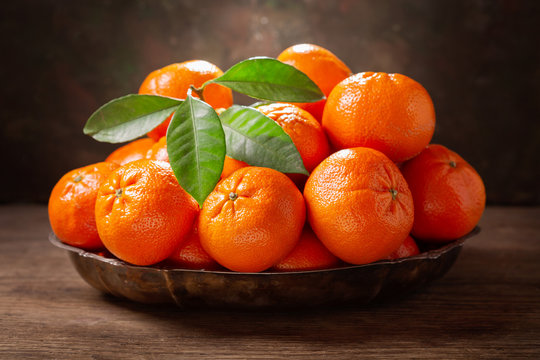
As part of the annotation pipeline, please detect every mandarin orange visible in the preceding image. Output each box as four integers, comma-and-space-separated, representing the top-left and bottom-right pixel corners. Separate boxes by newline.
95, 159, 199, 265
49, 162, 118, 250
271, 226, 340, 272
166, 220, 220, 270
105, 138, 155, 166
323, 72, 436, 163
198, 167, 305, 272
401, 144, 486, 242
304, 147, 414, 264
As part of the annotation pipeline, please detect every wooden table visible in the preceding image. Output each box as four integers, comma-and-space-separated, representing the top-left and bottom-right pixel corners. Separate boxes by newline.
1, 205, 539, 359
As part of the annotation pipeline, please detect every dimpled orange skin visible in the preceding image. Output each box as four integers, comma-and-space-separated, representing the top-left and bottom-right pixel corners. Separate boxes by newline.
271, 226, 340, 272
401, 144, 486, 242
277, 44, 352, 121
48, 162, 118, 250
386, 235, 420, 260
166, 221, 220, 270
323, 72, 436, 163
95, 159, 199, 266
139, 60, 233, 141
198, 167, 306, 273
146, 136, 169, 162
257, 103, 331, 173
105, 138, 156, 166
304, 147, 414, 265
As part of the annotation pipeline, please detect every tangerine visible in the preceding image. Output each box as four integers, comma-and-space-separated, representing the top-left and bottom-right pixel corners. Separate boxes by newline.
322, 72, 436, 163
304, 147, 414, 264
146, 136, 169, 162
401, 144, 486, 242
271, 226, 340, 272
95, 159, 199, 265
220, 156, 248, 179
105, 138, 155, 166
166, 220, 220, 270
198, 167, 306, 272
48, 162, 118, 250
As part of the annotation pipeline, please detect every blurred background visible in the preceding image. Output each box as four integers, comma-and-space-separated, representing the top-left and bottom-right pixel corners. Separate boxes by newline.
1, 0, 539, 205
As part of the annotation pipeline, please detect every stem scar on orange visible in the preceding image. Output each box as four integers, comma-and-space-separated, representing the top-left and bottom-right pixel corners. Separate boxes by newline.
304, 147, 414, 265
198, 167, 306, 272
95, 159, 199, 266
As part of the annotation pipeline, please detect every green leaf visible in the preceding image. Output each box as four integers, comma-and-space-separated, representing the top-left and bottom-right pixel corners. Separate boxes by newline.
210, 57, 324, 103
83, 94, 182, 143
219, 105, 308, 175
166, 94, 226, 207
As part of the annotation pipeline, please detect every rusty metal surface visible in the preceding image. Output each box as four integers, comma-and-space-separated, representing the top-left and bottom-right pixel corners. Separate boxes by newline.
49, 228, 480, 309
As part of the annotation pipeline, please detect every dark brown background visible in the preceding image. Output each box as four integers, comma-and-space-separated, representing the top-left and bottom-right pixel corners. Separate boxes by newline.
1, 0, 539, 204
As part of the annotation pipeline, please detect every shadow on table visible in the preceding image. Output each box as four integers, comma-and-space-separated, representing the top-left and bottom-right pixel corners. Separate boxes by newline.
98, 279, 514, 344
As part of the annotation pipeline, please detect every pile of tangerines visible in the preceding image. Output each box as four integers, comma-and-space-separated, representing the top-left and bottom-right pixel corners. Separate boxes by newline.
49, 44, 486, 273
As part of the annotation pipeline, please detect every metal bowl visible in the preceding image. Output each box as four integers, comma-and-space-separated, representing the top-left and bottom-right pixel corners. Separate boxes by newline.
49, 228, 479, 309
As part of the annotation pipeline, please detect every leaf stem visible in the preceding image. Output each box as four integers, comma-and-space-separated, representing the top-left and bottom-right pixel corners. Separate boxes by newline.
189, 85, 205, 102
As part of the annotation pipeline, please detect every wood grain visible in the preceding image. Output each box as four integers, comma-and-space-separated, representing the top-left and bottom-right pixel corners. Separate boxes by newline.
1, 205, 539, 359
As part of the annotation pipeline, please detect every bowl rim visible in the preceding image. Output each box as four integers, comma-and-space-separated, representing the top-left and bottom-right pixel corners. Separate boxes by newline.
49, 227, 480, 276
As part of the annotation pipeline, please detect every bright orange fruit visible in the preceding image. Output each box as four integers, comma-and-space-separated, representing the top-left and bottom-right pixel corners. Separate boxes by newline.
146, 136, 169, 162
95, 159, 199, 265
323, 72, 436, 163
48, 162, 118, 250
166, 220, 220, 270
105, 138, 155, 166
401, 144, 486, 242
198, 167, 306, 272
304, 147, 414, 264
220, 156, 248, 179
271, 226, 340, 272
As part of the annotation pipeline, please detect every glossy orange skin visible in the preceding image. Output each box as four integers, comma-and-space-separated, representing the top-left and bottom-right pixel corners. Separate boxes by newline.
146, 136, 169, 162
387, 235, 420, 260
304, 147, 414, 265
401, 144, 486, 242
277, 44, 352, 121
95, 160, 199, 266
166, 221, 220, 270
139, 60, 233, 140
105, 138, 155, 166
323, 72, 436, 163
271, 226, 340, 272
220, 156, 248, 179
48, 162, 118, 250
257, 103, 330, 173
199, 167, 306, 272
